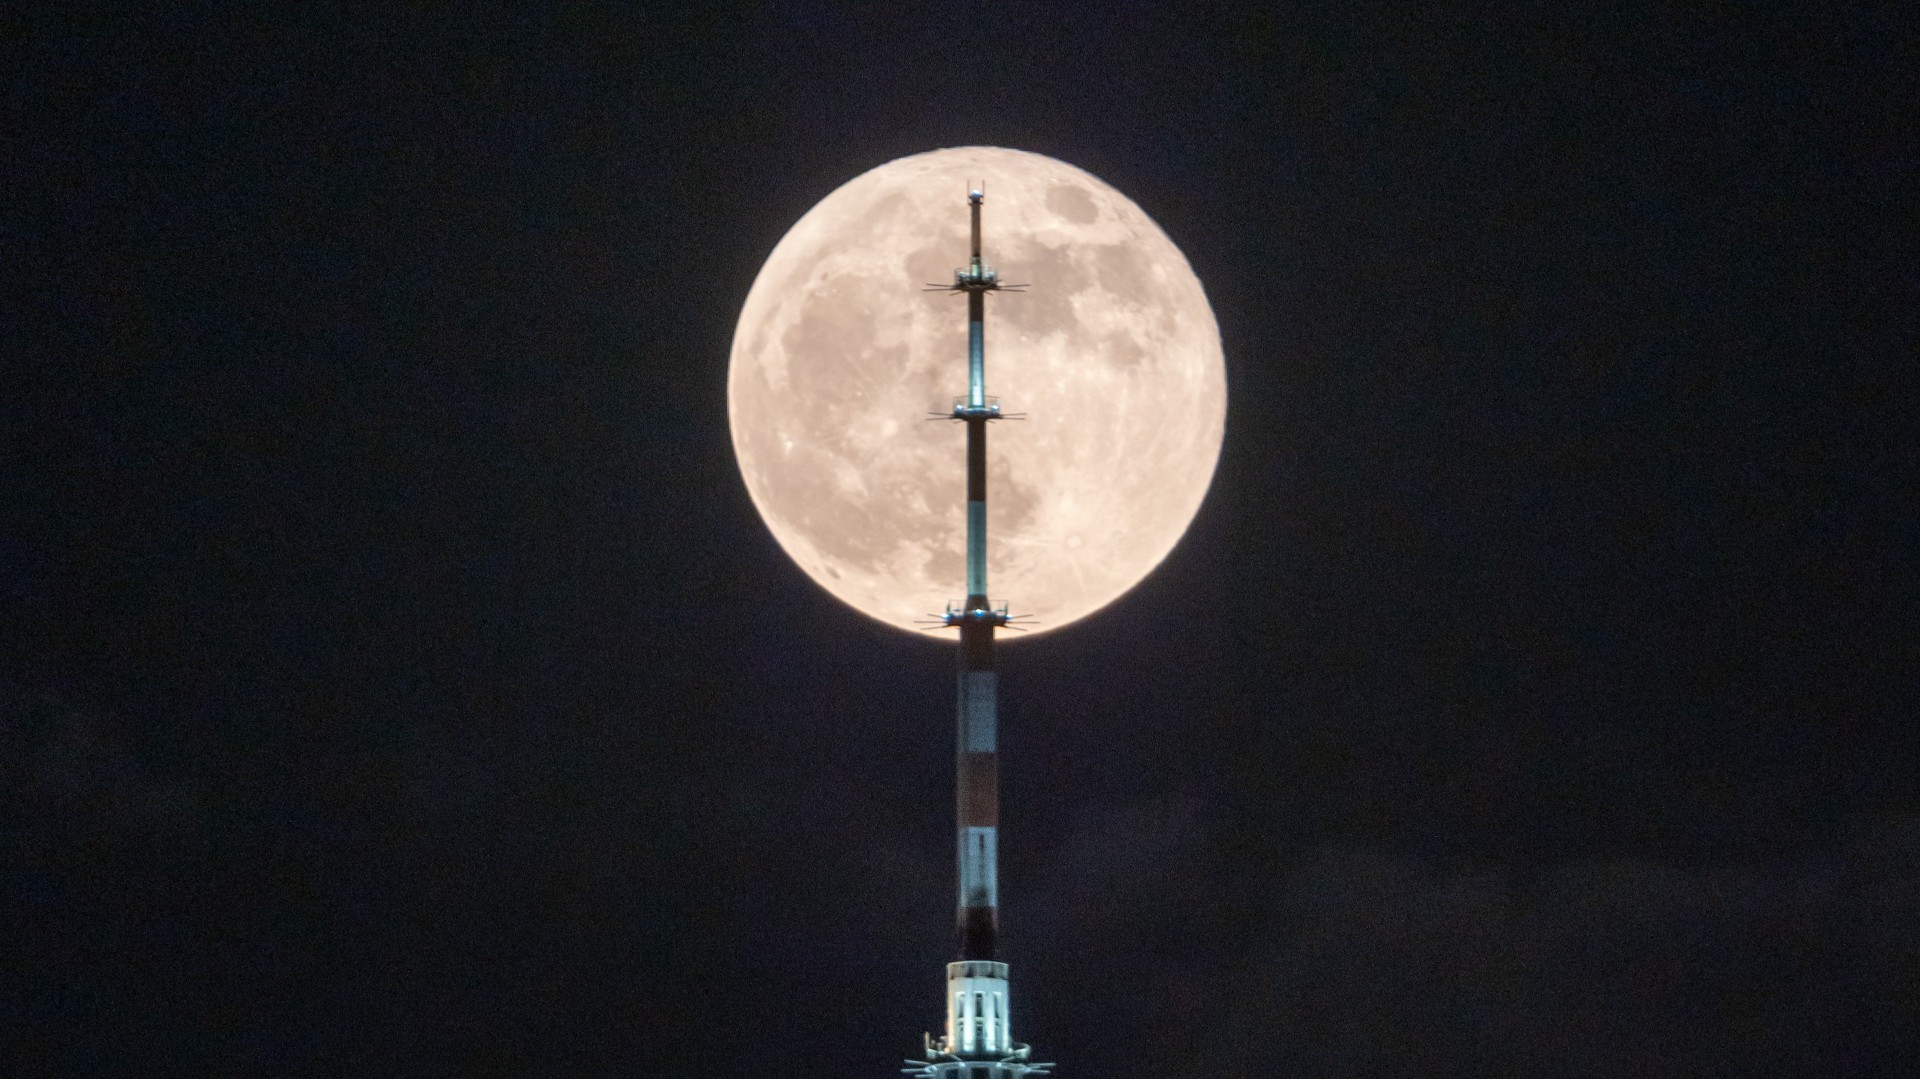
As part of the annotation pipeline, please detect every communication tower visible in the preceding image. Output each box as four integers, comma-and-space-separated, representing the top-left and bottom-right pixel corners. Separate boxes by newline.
903, 187, 1051, 1079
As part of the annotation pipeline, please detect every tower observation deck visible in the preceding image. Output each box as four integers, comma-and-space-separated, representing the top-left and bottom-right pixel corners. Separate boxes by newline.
904, 188, 1051, 1079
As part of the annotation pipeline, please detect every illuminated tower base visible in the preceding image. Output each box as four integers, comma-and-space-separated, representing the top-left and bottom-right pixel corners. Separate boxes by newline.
903, 961, 1048, 1078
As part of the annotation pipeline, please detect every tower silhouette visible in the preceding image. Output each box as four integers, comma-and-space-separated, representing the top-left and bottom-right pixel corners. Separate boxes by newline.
904, 186, 1050, 1079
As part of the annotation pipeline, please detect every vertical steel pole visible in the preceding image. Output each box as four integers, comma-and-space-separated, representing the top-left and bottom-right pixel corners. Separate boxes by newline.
956, 189, 998, 961
909, 185, 1049, 1078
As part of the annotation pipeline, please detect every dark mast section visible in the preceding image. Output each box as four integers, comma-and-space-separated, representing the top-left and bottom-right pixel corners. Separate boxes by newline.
905, 188, 1048, 1079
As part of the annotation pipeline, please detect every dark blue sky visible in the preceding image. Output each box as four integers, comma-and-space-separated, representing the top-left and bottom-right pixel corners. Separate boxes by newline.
6, 4, 1915, 1075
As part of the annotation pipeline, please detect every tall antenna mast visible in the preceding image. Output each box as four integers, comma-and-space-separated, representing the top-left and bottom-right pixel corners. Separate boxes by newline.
906, 185, 1048, 1079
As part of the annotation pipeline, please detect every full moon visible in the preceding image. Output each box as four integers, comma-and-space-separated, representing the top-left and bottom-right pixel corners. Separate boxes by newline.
729, 147, 1225, 637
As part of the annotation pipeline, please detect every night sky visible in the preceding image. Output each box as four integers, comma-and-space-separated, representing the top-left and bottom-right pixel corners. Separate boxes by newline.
7, 4, 1916, 1076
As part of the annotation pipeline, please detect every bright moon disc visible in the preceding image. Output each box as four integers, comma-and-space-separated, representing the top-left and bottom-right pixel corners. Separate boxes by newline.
729, 147, 1225, 637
